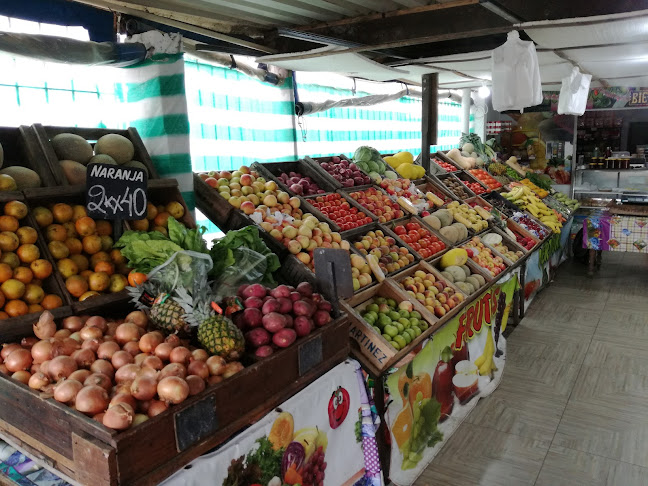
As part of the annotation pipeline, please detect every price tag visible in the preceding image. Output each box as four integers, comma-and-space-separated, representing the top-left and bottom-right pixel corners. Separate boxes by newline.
86, 163, 148, 220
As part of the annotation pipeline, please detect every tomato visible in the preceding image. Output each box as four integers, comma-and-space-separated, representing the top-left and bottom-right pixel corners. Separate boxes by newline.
394, 226, 406, 235
405, 222, 417, 232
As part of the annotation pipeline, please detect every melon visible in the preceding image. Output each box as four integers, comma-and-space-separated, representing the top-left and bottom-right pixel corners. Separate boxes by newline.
461, 265, 471, 279
432, 209, 452, 227
89, 154, 117, 166
456, 281, 474, 294
51, 133, 93, 164
440, 271, 454, 283
59, 160, 87, 185
440, 248, 468, 269
124, 160, 149, 175
95, 134, 134, 165
451, 223, 468, 241
439, 226, 458, 243
465, 276, 480, 291
423, 215, 441, 230
445, 265, 466, 282
473, 274, 486, 286
0, 166, 41, 188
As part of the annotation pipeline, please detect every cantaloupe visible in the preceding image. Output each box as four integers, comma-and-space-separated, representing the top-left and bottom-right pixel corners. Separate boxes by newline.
465, 276, 480, 291
432, 209, 453, 227
451, 223, 468, 241
445, 265, 466, 282
440, 271, 454, 283
423, 215, 441, 230
474, 274, 486, 286
440, 248, 468, 269
461, 265, 471, 279
125, 160, 148, 174
439, 226, 458, 243
456, 281, 474, 294
95, 134, 134, 165
89, 154, 117, 166
0, 166, 41, 188
59, 160, 87, 185
51, 133, 93, 164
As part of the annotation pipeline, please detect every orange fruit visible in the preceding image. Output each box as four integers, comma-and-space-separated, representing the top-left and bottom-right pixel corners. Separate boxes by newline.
48, 241, 70, 260
64, 238, 83, 255
71, 205, 87, 222
0, 292, 5, 309
75, 217, 97, 237
89, 251, 111, 269
23, 284, 44, 304
80, 269, 94, 281
79, 291, 100, 302
27, 304, 43, 314
1, 279, 25, 300
0, 252, 20, 269
154, 212, 170, 228
130, 219, 149, 231
69, 254, 89, 272
0, 232, 19, 252
41, 294, 63, 310
99, 235, 113, 252
32, 207, 53, 228
0, 263, 13, 283
95, 220, 112, 237
66, 275, 88, 298
146, 203, 158, 221
46, 224, 67, 242
4, 201, 27, 220
63, 222, 78, 238
5, 299, 28, 317
51, 203, 73, 223
110, 249, 125, 265
16, 244, 40, 264
57, 258, 79, 279
166, 201, 185, 220
109, 274, 127, 293
153, 226, 168, 237
16, 227, 37, 245
128, 272, 147, 287
94, 261, 114, 275
0, 215, 19, 233
13, 267, 33, 285
0, 311, 8, 320
30, 259, 53, 280
82, 235, 102, 255
88, 272, 110, 292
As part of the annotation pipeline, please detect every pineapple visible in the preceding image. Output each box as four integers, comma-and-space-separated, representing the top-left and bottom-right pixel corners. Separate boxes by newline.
149, 293, 192, 336
488, 162, 507, 176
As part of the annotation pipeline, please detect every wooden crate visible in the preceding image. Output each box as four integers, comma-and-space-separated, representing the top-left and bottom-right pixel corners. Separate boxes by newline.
251, 160, 339, 196
414, 177, 457, 207
506, 219, 541, 250
302, 155, 357, 190
342, 279, 438, 372
384, 215, 451, 261
305, 191, 377, 234
124, 178, 196, 231
428, 254, 494, 298
435, 173, 476, 200
193, 173, 232, 230
32, 124, 159, 186
480, 227, 528, 268
0, 126, 60, 188
0, 305, 349, 485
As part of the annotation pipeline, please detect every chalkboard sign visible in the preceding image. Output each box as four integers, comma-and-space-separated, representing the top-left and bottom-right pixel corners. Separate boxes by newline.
86, 163, 148, 220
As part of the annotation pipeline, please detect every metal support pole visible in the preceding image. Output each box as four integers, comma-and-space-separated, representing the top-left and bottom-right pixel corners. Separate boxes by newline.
421, 73, 439, 173
461, 88, 471, 135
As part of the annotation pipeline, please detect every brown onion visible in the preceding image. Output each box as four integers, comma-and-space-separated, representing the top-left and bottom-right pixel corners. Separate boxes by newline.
90, 359, 115, 380
76, 385, 109, 415
21, 336, 38, 349
137, 400, 151, 413
126, 310, 148, 328
80, 326, 103, 341
223, 362, 244, 379
207, 375, 223, 386
12, 370, 31, 384
142, 356, 163, 371
69, 332, 82, 342
30, 363, 40, 373
84, 373, 112, 391
68, 369, 92, 382
105, 321, 120, 336
31, 340, 53, 364
131, 375, 157, 401
93, 413, 105, 423
205, 356, 226, 376
110, 393, 137, 410
133, 414, 148, 426
111, 350, 134, 369
72, 348, 95, 368
154, 343, 173, 361
97, 341, 120, 360
191, 349, 209, 362
103, 335, 116, 342
159, 363, 186, 380
133, 353, 149, 366
170, 346, 191, 365
103, 403, 134, 430
112, 382, 133, 396
147, 399, 168, 417
157, 376, 189, 404
137, 366, 158, 380
39, 360, 50, 376
139, 332, 164, 353
54, 379, 83, 403
187, 360, 209, 380
62, 316, 84, 332
165, 335, 181, 348
85, 316, 107, 332
122, 341, 141, 357
1, 344, 21, 360
115, 364, 140, 384
79, 315, 90, 324
81, 338, 103, 353
28, 371, 50, 390
115, 323, 141, 345
40, 383, 55, 396
5, 348, 33, 372
186, 375, 206, 396
33, 311, 56, 339
0, 364, 8, 374
62, 337, 81, 354
54, 329, 71, 339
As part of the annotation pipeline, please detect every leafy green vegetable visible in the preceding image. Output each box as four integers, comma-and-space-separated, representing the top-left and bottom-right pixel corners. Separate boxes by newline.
246, 437, 283, 485
526, 172, 552, 190
223, 455, 262, 486
209, 226, 280, 285
168, 217, 209, 253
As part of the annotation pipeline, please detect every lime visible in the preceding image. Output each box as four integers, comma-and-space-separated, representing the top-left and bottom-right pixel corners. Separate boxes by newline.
394, 334, 407, 348
384, 324, 398, 338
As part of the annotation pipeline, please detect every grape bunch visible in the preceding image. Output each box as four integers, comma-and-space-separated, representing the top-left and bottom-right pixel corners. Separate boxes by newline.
301, 446, 327, 486
493, 292, 506, 357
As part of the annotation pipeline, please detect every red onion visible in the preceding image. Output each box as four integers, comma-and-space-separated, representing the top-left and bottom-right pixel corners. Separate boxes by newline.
21, 337, 38, 348
133, 353, 149, 366
84, 373, 112, 391
31, 340, 53, 364
54, 379, 83, 403
0, 364, 8, 375
115, 323, 141, 345
139, 332, 164, 353
90, 360, 115, 380
137, 400, 151, 413
79, 326, 103, 341
97, 341, 120, 360
39, 360, 50, 376
122, 341, 141, 357
205, 356, 226, 376
60, 338, 81, 356
186, 375, 206, 396
68, 369, 92, 383
187, 360, 209, 380
110, 393, 137, 410
93, 413, 105, 423
112, 382, 133, 396
72, 348, 95, 368
53, 329, 71, 339
111, 350, 134, 369
85, 316, 107, 332
5, 348, 33, 372
142, 356, 163, 371
154, 343, 173, 361
28, 372, 50, 390
30, 363, 40, 374
159, 363, 186, 380
126, 311, 148, 329
170, 346, 191, 365
191, 349, 209, 362
147, 399, 168, 417
115, 364, 140, 384
62, 316, 84, 332
12, 371, 31, 384
33, 311, 56, 339
76, 385, 109, 415
131, 375, 157, 401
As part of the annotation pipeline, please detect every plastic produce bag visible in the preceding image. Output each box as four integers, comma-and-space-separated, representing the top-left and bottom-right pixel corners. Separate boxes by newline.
211, 247, 269, 301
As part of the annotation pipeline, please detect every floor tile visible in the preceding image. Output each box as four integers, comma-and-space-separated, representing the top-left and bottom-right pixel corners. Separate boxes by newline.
517, 313, 599, 336
497, 357, 581, 399
505, 327, 592, 366
535, 446, 648, 486
414, 423, 549, 486
582, 339, 648, 377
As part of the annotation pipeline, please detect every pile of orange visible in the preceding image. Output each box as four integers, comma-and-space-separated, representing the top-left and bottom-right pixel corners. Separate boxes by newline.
0, 200, 63, 319
128, 201, 186, 236
32, 203, 131, 302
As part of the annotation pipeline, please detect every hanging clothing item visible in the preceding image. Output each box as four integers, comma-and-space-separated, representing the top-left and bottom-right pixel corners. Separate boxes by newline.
558, 67, 592, 115
491, 31, 542, 112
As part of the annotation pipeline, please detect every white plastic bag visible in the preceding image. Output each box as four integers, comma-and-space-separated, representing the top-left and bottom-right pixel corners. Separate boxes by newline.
558, 67, 592, 115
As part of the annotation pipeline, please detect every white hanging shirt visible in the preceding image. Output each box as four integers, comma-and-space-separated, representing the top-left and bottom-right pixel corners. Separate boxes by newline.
557, 67, 592, 116
491, 31, 543, 112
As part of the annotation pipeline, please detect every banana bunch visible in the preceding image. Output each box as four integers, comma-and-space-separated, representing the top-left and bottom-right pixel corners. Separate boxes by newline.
518, 179, 549, 198
474, 327, 497, 376
502, 186, 562, 233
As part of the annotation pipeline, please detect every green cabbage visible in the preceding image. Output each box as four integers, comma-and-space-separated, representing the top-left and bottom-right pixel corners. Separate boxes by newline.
353, 146, 382, 164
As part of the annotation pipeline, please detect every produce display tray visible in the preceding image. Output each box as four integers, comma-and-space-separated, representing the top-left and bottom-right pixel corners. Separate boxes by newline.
435, 173, 477, 200
384, 215, 451, 261
251, 159, 338, 196
0, 305, 349, 486
302, 155, 347, 190
428, 255, 494, 298
0, 125, 60, 188
304, 191, 377, 232
124, 178, 196, 231
193, 173, 232, 231
32, 124, 159, 186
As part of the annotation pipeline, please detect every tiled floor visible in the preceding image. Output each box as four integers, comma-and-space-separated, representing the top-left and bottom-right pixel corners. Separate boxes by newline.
415, 251, 648, 486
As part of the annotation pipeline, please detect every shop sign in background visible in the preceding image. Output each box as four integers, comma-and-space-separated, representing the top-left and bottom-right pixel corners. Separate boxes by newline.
385, 275, 518, 486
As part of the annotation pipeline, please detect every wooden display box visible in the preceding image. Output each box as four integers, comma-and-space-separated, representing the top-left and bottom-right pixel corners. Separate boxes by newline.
302, 155, 358, 190
342, 279, 437, 372
480, 227, 528, 268
428, 254, 493, 299
193, 173, 232, 231
304, 191, 377, 234
0, 306, 349, 486
414, 176, 456, 207
32, 124, 159, 186
384, 215, 451, 261
124, 178, 196, 231
506, 219, 541, 250
0, 126, 59, 189
251, 160, 338, 196
435, 173, 476, 200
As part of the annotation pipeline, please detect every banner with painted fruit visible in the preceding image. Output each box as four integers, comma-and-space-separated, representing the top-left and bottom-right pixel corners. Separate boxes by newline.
385, 274, 519, 486
161, 360, 373, 486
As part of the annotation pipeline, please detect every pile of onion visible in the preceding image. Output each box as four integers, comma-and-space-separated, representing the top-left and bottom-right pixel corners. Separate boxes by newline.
0, 310, 245, 431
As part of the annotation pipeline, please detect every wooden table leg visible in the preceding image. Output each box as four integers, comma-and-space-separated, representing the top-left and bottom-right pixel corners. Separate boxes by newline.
588, 249, 597, 277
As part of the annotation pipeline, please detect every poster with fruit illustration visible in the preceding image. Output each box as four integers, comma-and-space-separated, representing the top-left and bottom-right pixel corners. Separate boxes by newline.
385, 275, 519, 485
161, 361, 371, 486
